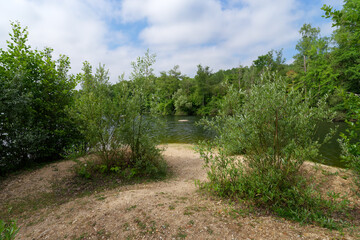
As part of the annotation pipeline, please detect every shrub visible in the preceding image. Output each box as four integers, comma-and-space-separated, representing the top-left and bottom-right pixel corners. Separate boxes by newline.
197, 70, 347, 228
340, 93, 360, 190
70, 51, 167, 180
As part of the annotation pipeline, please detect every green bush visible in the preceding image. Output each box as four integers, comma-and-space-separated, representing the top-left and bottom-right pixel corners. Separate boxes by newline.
0, 219, 19, 240
70, 51, 167, 180
197, 70, 347, 229
340, 93, 360, 190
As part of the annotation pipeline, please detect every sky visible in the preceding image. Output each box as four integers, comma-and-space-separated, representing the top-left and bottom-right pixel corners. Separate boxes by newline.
0, 0, 343, 83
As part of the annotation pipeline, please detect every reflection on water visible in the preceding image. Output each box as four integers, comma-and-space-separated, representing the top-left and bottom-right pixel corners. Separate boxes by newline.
314, 122, 348, 168
160, 116, 212, 144
161, 116, 348, 168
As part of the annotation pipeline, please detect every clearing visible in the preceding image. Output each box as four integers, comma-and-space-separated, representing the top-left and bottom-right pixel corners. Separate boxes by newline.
0, 144, 359, 239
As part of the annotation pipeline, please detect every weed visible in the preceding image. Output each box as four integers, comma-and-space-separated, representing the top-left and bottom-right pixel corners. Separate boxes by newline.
183, 209, 193, 216
174, 227, 187, 239
148, 221, 156, 234
96, 195, 106, 201
123, 222, 130, 231
161, 223, 169, 229
126, 205, 137, 211
134, 218, 146, 230
0, 219, 19, 240
206, 226, 213, 235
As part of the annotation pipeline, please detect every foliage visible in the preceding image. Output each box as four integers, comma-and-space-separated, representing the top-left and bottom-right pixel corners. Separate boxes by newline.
339, 93, 360, 189
323, 0, 360, 94
253, 49, 286, 74
197, 70, 347, 228
72, 62, 125, 165
71, 51, 167, 180
0, 22, 79, 175
0, 219, 19, 240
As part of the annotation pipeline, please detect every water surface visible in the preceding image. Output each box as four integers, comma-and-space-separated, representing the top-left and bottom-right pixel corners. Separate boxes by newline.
161, 116, 348, 168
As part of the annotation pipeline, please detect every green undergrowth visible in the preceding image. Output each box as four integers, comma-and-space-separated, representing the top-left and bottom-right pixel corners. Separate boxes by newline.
197, 171, 354, 230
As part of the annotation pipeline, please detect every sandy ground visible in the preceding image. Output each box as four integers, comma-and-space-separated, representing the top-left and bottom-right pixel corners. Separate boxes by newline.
1, 144, 359, 239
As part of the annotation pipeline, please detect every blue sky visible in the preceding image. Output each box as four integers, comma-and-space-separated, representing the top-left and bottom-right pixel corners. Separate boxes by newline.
0, 0, 343, 83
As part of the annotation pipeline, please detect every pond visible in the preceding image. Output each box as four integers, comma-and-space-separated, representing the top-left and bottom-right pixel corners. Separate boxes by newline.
160, 116, 348, 168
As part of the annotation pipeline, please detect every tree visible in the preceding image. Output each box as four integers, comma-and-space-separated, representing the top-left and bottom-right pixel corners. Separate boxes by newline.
322, 0, 360, 94
253, 49, 286, 74
295, 23, 321, 72
154, 66, 182, 115
194, 65, 212, 107
0, 22, 78, 174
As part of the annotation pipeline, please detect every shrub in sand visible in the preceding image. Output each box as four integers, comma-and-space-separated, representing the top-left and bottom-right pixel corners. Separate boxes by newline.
197, 70, 349, 229
69, 51, 167, 180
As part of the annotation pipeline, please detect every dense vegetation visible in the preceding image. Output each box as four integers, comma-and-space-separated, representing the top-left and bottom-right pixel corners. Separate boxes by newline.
0, 22, 80, 175
196, 0, 360, 229
0, 0, 359, 234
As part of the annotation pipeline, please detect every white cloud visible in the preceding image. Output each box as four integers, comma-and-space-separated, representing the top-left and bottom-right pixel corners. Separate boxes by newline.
0, 0, 345, 83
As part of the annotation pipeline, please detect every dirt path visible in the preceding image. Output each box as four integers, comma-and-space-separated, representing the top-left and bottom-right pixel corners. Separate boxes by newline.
1, 144, 358, 239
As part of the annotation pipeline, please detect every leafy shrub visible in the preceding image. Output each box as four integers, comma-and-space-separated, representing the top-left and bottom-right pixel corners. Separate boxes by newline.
197, 70, 347, 229
0, 219, 19, 240
70, 51, 167, 180
340, 93, 360, 190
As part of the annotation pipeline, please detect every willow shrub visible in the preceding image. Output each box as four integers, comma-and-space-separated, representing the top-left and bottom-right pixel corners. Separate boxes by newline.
70, 52, 167, 180
197, 71, 348, 229
340, 93, 360, 190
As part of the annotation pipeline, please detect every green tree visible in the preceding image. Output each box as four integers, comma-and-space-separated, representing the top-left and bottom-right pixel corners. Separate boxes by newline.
0, 22, 78, 174
154, 65, 182, 115
253, 49, 286, 74
323, 0, 360, 94
193, 65, 212, 108
294, 23, 321, 73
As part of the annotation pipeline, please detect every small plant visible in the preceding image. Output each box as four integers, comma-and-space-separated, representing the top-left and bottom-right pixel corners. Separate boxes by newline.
0, 219, 19, 240
174, 227, 187, 239
126, 205, 137, 211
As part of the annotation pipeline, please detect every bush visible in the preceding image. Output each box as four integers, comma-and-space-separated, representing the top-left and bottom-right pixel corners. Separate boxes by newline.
340, 93, 360, 190
197, 70, 347, 228
70, 52, 167, 180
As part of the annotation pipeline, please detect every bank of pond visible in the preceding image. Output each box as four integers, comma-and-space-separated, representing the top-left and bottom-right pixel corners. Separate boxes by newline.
161, 116, 348, 168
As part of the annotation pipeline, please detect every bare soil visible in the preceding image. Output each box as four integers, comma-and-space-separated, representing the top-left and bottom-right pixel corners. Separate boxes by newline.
1, 144, 359, 239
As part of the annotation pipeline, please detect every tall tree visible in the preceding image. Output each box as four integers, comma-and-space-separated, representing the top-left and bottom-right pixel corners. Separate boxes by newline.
295, 23, 321, 73
0, 22, 78, 173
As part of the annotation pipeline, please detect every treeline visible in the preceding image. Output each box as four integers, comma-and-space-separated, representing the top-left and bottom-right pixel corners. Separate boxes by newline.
1, 0, 359, 175
113, 4, 359, 118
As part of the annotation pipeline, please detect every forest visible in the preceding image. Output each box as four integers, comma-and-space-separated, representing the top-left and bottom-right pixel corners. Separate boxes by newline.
1, 0, 360, 238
